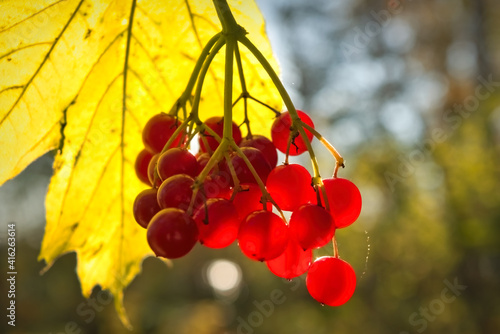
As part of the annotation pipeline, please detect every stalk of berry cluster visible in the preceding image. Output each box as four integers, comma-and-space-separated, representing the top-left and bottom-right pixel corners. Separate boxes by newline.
178, 32, 222, 106
238, 36, 331, 210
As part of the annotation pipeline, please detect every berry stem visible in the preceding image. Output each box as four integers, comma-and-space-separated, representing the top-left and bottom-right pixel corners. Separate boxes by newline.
190, 36, 226, 121
178, 33, 222, 104
238, 36, 321, 180
301, 122, 345, 178
159, 115, 193, 154
333, 235, 339, 259
222, 36, 236, 145
224, 152, 240, 195
228, 141, 286, 221
234, 43, 252, 137
247, 95, 281, 116
213, 0, 241, 34
188, 137, 229, 215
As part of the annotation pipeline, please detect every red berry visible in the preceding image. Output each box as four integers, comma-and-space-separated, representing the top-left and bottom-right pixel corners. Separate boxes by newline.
238, 210, 289, 261
266, 239, 312, 279
135, 149, 154, 185
289, 204, 335, 250
228, 147, 272, 185
199, 116, 242, 152
271, 110, 314, 156
240, 135, 278, 168
142, 113, 184, 153
193, 198, 239, 248
157, 174, 203, 211
196, 153, 232, 198
157, 148, 199, 180
266, 164, 316, 211
133, 188, 161, 228
202, 174, 232, 199
147, 208, 198, 259
321, 178, 362, 228
232, 184, 265, 221
147, 154, 162, 188
306, 257, 356, 306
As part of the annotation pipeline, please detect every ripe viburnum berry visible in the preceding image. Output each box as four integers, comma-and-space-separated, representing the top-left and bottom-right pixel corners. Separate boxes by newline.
266, 164, 316, 211
157, 174, 203, 211
133, 188, 160, 228
232, 184, 265, 221
321, 178, 362, 228
289, 204, 335, 250
271, 110, 314, 156
135, 149, 154, 186
193, 198, 240, 248
266, 239, 312, 279
199, 116, 242, 152
142, 113, 184, 153
227, 147, 272, 185
306, 257, 356, 306
147, 208, 199, 259
240, 135, 278, 168
238, 210, 289, 262
157, 148, 199, 180
147, 153, 162, 188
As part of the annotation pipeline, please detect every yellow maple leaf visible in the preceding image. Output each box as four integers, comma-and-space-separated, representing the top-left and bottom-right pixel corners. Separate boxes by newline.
0, 0, 280, 326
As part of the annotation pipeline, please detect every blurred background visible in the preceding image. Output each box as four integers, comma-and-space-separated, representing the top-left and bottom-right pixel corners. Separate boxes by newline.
1, 0, 499, 333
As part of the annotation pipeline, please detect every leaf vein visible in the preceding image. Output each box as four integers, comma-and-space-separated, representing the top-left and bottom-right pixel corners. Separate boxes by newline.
0, 85, 24, 96
0, 0, 67, 34
12, 119, 61, 170
0, 0, 85, 127
56, 73, 122, 227
127, 66, 163, 110
0, 41, 52, 61
131, 35, 174, 96
76, 144, 120, 225
120, 0, 138, 285
71, 30, 127, 106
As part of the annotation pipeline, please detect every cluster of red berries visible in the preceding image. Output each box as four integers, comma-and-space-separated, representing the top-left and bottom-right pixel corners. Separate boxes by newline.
133, 110, 362, 306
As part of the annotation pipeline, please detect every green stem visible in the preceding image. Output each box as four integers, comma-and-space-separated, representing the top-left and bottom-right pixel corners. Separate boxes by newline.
212, 0, 240, 33
190, 36, 226, 121
333, 235, 339, 258
301, 122, 345, 178
234, 43, 252, 136
178, 33, 221, 104
229, 141, 286, 221
247, 95, 281, 116
239, 36, 321, 181
159, 115, 193, 154
224, 152, 240, 196
188, 138, 229, 215
223, 36, 235, 143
